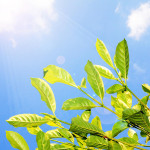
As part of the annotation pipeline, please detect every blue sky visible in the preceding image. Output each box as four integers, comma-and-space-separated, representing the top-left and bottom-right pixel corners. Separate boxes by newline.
1, 0, 150, 149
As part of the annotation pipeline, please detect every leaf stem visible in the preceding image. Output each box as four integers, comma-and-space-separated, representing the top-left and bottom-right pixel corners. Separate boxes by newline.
56, 118, 71, 126
78, 87, 119, 117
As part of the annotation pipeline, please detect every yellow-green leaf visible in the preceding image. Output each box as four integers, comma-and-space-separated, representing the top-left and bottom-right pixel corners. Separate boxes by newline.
62, 97, 98, 110
80, 77, 86, 88
85, 60, 104, 100
114, 39, 129, 80
91, 116, 102, 130
46, 129, 63, 139
128, 128, 138, 142
6, 131, 29, 150
96, 38, 114, 68
36, 131, 50, 150
6, 114, 49, 127
142, 84, 150, 94
94, 65, 116, 80
27, 126, 42, 135
31, 78, 56, 114
43, 65, 76, 87
81, 109, 91, 122
106, 84, 124, 94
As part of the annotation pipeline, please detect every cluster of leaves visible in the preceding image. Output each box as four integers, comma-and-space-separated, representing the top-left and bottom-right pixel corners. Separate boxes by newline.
6, 38, 150, 150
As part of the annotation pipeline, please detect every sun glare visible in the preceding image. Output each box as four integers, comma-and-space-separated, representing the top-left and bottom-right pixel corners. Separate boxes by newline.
0, 0, 57, 34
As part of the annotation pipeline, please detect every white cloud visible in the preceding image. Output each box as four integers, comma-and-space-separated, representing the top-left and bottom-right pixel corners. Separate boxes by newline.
10, 38, 17, 48
127, 2, 150, 40
115, 3, 121, 13
133, 63, 145, 73
0, 0, 57, 34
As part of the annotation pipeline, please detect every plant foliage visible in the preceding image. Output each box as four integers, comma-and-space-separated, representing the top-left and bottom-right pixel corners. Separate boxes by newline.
6, 38, 150, 150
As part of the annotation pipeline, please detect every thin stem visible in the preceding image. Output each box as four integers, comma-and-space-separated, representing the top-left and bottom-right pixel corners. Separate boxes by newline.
50, 139, 65, 144
78, 87, 120, 117
56, 118, 71, 126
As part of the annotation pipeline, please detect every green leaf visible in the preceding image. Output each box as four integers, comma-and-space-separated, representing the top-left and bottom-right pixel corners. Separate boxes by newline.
69, 117, 104, 137
6, 114, 49, 127
142, 84, 150, 94
112, 121, 128, 137
91, 116, 102, 130
81, 109, 91, 122
62, 97, 98, 110
31, 78, 56, 114
86, 135, 108, 149
122, 108, 150, 134
80, 77, 86, 88
43, 65, 76, 87
105, 130, 112, 138
141, 95, 149, 105
94, 65, 116, 80
114, 39, 129, 79
106, 84, 124, 94
85, 60, 104, 100
58, 128, 74, 143
46, 129, 63, 139
6, 131, 29, 150
50, 144, 74, 150
128, 128, 138, 142
36, 131, 50, 150
27, 126, 42, 135
111, 92, 132, 118
119, 137, 138, 145
96, 38, 114, 68
108, 141, 122, 150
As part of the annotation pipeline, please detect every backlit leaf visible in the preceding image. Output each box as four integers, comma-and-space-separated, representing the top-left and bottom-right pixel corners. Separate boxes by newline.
114, 39, 129, 79
108, 141, 122, 150
128, 128, 138, 142
62, 97, 98, 110
80, 77, 86, 88
94, 65, 116, 80
46, 129, 63, 139
43, 65, 76, 87
96, 38, 114, 68
142, 84, 150, 94
6, 114, 49, 127
27, 126, 42, 135
112, 121, 128, 137
31, 78, 56, 114
106, 84, 124, 94
6, 131, 29, 150
91, 116, 102, 130
85, 60, 104, 100
81, 109, 91, 122
36, 131, 50, 150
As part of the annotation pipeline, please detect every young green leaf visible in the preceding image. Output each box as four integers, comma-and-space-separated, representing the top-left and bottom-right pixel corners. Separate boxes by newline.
91, 116, 102, 130
105, 130, 112, 138
36, 131, 50, 150
142, 84, 150, 94
6, 131, 29, 150
111, 91, 132, 117
114, 39, 129, 80
128, 128, 138, 142
6, 114, 49, 127
106, 84, 124, 94
81, 109, 91, 122
141, 95, 149, 105
96, 38, 114, 68
85, 60, 104, 100
27, 126, 42, 135
62, 97, 98, 110
119, 137, 139, 145
43, 65, 76, 87
108, 141, 122, 150
112, 121, 128, 137
58, 128, 74, 143
86, 135, 108, 149
46, 129, 63, 139
80, 77, 86, 88
69, 117, 104, 137
31, 78, 56, 114
94, 65, 116, 80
